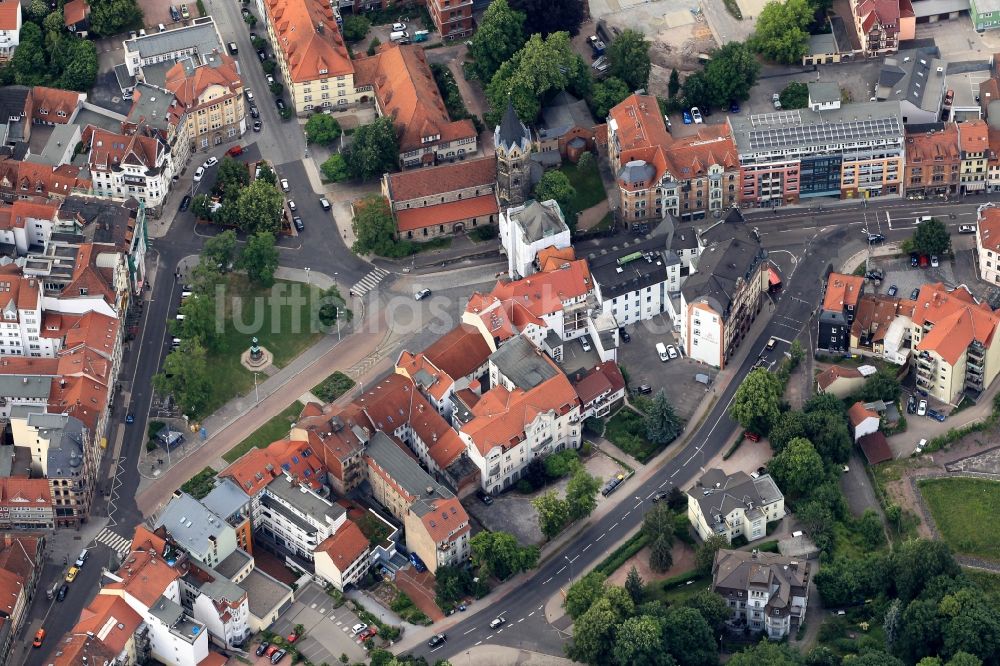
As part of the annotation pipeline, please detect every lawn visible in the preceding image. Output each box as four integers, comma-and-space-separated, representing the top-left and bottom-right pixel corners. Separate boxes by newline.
181, 467, 217, 499
312, 371, 356, 403
919, 477, 1000, 561
202, 275, 326, 414
222, 401, 304, 463
604, 408, 661, 463
560, 161, 606, 213
646, 572, 712, 605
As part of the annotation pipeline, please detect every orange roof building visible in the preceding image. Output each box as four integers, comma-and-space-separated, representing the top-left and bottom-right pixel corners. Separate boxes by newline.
30, 86, 83, 125
164, 52, 246, 163
0, 0, 20, 62
815, 365, 866, 398
819, 273, 865, 353
977, 204, 1000, 285
959, 120, 991, 194
63, 0, 90, 34
71, 595, 142, 658
354, 44, 478, 169
84, 126, 171, 208
313, 519, 371, 590
904, 124, 960, 196
0, 478, 53, 529
219, 438, 327, 496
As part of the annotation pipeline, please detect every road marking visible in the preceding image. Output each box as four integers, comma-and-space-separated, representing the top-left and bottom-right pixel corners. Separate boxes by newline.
474, 641, 482, 646
623, 511, 631, 518
671, 469, 679, 477
610, 522, 619, 529
634, 501, 642, 509
465, 628, 476, 635
583, 543, 592, 552
543, 577, 552, 584
518, 618, 525, 623
596, 533, 605, 541
557, 566, 566, 574
568, 555, 579, 563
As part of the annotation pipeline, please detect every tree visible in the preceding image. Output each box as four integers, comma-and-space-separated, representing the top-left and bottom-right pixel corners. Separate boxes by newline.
767, 437, 826, 498
625, 566, 645, 605
469, 0, 526, 82
10, 23, 47, 86
239, 232, 279, 287
351, 194, 398, 257
509, 0, 584, 37
534, 170, 577, 225
859, 368, 901, 402
856, 508, 886, 549
645, 390, 682, 445
305, 113, 343, 145
608, 29, 650, 91
668, 69, 681, 98
728, 641, 805, 666
565, 466, 600, 521
89, 0, 142, 37
366, 37, 380, 56
544, 449, 579, 478
568, 588, 635, 665
768, 410, 809, 454
749, 0, 813, 64
892, 539, 960, 603
612, 615, 673, 666
911, 217, 950, 254
321, 154, 350, 182
694, 534, 729, 575
318, 285, 350, 328
191, 194, 214, 221
661, 606, 717, 666
153, 340, 213, 417
27, 0, 49, 20
681, 71, 712, 110
805, 391, 844, 415
341, 14, 370, 42
532, 491, 569, 539
564, 571, 606, 619
803, 411, 852, 464
895, 599, 944, 663
202, 231, 238, 273
469, 531, 538, 580
729, 367, 783, 434
256, 163, 277, 186
704, 41, 761, 107
666, 486, 686, 511
779, 81, 810, 109
173, 291, 221, 352
589, 77, 631, 120
435, 565, 478, 606
685, 590, 731, 634
643, 504, 675, 572
343, 116, 399, 181
848, 653, 905, 666
236, 180, 284, 235
60, 39, 99, 91
215, 156, 250, 198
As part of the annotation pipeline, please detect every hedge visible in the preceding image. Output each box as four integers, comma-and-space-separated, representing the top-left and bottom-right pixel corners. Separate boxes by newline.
595, 531, 649, 576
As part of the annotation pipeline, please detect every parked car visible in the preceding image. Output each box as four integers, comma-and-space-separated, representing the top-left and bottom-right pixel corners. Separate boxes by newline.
65, 567, 79, 583
192, 166, 205, 182
319, 196, 331, 210
652, 490, 669, 502
691, 107, 703, 123
256, 642, 270, 657
478, 491, 494, 506
619, 327, 630, 343
270, 649, 287, 664
591, 56, 609, 72
910, 253, 920, 267
275, 98, 287, 111
253, 120, 262, 132
682, 110, 693, 124
887, 284, 898, 297
179, 195, 191, 211
729, 100, 740, 113
867, 233, 886, 243
180, 3, 189, 18
264, 645, 278, 658
169, 5, 180, 20
931, 255, 939, 268
56, 583, 68, 601
392, 21, 407, 31
919, 254, 930, 268
636, 384, 652, 395
250, 105, 260, 119
766, 337, 776, 351
959, 224, 977, 234
666, 344, 679, 359
266, 74, 275, 86
280, 178, 290, 192
287, 200, 296, 212
351, 623, 367, 636
926, 408, 946, 422
415, 288, 431, 301
428, 634, 447, 648
907, 394, 916, 414
292, 216, 304, 232
490, 616, 506, 629
581, 336, 592, 352
33, 629, 45, 648
409, 551, 427, 573
910, 287, 920, 300
226, 144, 244, 157
258, 49, 267, 62
202, 156, 218, 168
286, 632, 298, 643
917, 399, 928, 416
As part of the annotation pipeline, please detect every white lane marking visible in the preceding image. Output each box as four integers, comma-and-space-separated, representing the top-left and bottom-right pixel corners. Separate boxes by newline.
557, 566, 566, 574
465, 628, 476, 635
518, 618, 525, 623
596, 533, 605, 541
610, 522, 619, 529
623, 511, 631, 518
528, 611, 535, 617
671, 470, 679, 477
660, 479, 668, 487
475, 641, 482, 646
567, 555, 579, 563
583, 543, 591, 552
543, 577, 552, 584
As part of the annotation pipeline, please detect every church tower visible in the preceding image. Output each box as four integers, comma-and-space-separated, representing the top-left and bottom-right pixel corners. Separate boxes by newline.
494, 101, 533, 207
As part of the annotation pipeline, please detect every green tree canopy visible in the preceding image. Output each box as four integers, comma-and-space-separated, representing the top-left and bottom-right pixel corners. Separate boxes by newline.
201, 230, 238, 273
749, 0, 813, 64
681, 71, 712, 111
534, 170, 577, 226
60, 39, 99, 91
858, 368, 902, 402
564, 570, 607, 619
767, 437, 826, 498
154, 340, 213, 417
779, 81, 810, 109
173, 291, 221, 352
89, 0, 143, 37
239, 232, 279, 287
469, 531, 538, 580
624, 566, 645, 605
729, 367, 783, 434
608, 29, 651, 91
566, 466, 601, 521
509, 0, 584, 37
215, 156, 250, 198
645, 390, 682, 444
694, 533, 729, 575
589, 77, 631, 120
351, 194, 397, 257
10, 23, 47, 86
305, 113, 343, 145
343, 116, 399, 181
684, 589, 731, 634
612, 615, 673, 666
341, 14, 370, 42
321, 154, 350, 182
236, 180, 284, 235
704, 41, 761, 107
643, 503, 676, 572
661, 606, 717, 666
532, 490, 569, 539
728, 641, 805, 666
668, 68, 681, 98
568, 587, 635, 664
469, 0, 526, 83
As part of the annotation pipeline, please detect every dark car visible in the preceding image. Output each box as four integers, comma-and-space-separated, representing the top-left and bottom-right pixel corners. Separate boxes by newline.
926, 409, 946, 422
253, 120, 262, 132
867, 233, 886, 243
427, 634, 447, 648
910, 253, 920, 267
729, 100, 740, 113
56, 583, 68, 601
169, 5, 180, 20
636, 384, 652, 395
478, 491, 493, 506
256, 642, 269, 657
270, 649, 287, 664
907, 395, 917, 414
887, 284, 898, 297
292, 216, 304, 232
257, 49, 267, 62
125, 413, 134, 424
911, 287, 920, 300
619, 327, 630, 343
864, 269, 884, 280
275, 98, 287, 111
179, 195, 191, 212
250, 105, 260, 119
652, 490, 669, 502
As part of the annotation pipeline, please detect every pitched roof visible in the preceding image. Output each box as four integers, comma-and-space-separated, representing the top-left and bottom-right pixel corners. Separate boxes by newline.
72, 595, 142, 655
980, 204, 1000, 253
418, 323, 491, 380
48, 633, 118, 666
395, 194, 498, 232
354, 44, 477, 153
570, 361, 626, 405
855, 0, 900, 34
30, 86, 81, 124
263, 0, 353, 82
713, 549, 808, 617
385, 156, 496, 202
219, 438, 326, 495
0, 563, 25, 616
913, 283, 999, 365
63, 0, 88, 26
816, 365, 863, 391
822, 273, 865, 312
906, 123, 960, 163
0, 1, 19, 30
0, 477, 52, 508
959, 119, 990, 153
85, 126, 162, 172
110, 526, 180, 608
497, 100, 530, 149
848, 401, 879, 428
413, 495, 469, 544
165, 52, 242, 113
858, 431, 893, 464
315, 519, 369, 570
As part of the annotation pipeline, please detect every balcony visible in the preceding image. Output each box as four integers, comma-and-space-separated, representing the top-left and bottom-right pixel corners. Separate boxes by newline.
916, 375, 934, 391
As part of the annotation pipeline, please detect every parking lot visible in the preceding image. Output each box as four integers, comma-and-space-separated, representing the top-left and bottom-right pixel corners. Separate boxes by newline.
616, 319, 718, 423
265, 581, 368, 665
871, 255, 957, 301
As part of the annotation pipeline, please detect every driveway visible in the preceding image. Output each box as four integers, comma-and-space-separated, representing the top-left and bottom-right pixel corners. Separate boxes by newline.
266, 581, 368, 665
841, 448, 882, 517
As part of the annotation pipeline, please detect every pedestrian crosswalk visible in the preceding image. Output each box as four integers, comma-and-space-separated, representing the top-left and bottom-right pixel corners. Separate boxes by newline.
350, 268, 390, 297
96, 527, 132, 560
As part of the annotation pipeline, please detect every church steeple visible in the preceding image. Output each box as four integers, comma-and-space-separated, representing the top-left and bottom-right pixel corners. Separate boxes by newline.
494, 100, 533, 207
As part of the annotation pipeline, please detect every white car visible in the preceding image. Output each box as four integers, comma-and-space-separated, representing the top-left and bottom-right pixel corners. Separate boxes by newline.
266, 74, 275, 86
287, 200, 297, 212
489, 616, 506, 629
917, 399, 928, 416
690, 107, 703, 124
351, 623, 367, 636
958, 224, 977, 234
666, 344, 679, 359
415, 288, 431, 300
202, 156, 218, 168
192, 166, 205, 182
581, 337, 592, 352
280, 178, 290, 192
392, 22, 406, 31
931, 255, 939, 268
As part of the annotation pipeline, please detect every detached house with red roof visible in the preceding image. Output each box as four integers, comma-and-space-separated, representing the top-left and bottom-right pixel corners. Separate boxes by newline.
84, 126, 173, 208
313, 519, 371, 590
911, 282, 1000, 404
354, 44, 478, 168
63, 0, 90, 37
852, 0, 914, 56
0, 533, 43, 663
0, 0, 21, 62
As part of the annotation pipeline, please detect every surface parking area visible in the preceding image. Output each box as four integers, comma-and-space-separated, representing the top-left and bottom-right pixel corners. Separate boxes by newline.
872, 256, 956, 301
266, 581, 368, 665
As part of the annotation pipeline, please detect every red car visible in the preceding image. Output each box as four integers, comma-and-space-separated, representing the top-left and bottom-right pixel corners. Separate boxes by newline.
919, 254, 930, 268
286, 632, 298, 643
225, 145, 244, 157
360, 626, 378, 640
265, 645, 278, 658
744, 431, 761, 442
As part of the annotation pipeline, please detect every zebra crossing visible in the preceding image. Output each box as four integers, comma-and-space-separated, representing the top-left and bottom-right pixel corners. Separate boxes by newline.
95, 527, 132, 559
350, 268, 390, 297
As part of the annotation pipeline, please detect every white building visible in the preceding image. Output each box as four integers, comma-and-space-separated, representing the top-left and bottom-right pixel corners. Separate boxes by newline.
313, 520, 372, 592
712, 549, 810, 639
0, 1, 21, 62
184, 572, 252, 649
0, 199, 56, 254
86, 127, 173, 208
122, 18, 225, 77
687, 468, 786, 544
499, 199, 571, 279
255, 474, 347, 566
847, 401, 881, 441
155, 491, 239, 568
977, 203, 1000, 285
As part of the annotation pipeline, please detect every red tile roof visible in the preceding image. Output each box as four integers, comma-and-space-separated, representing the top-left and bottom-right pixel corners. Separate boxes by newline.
822, 273, 865, 312
315, 519, 369, 570
906, 124, 960, 162
571, 361, 626, 405
48, 633, 117, 666
110, 526, 179, 608
416, 496, 469, 544
385, 156, 496, 202
418, 323, 491, 381
0, 1, 19, 31
263, 0, 353, 83
0, 534, 40, 583
959, 119, 990, 154
165, 53, 243, 112
395, 194, 498, 232
979, 205, 1000, 253
354, 44, 477, 154
30, 86, 81, 124
848, 401, 879, 428
220, 438, 326, 495
858, 431, 892, 465
913, 283, 999, 365
63, 0, 88, 25
855, 0, 900, 35
85, 126, 162, 172
815, 365, 862, 391
0, 477, 52, 508
73, 595, 142, 655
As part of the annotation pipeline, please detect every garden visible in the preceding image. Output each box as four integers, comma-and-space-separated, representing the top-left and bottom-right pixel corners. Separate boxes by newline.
919, 476, 1000, 561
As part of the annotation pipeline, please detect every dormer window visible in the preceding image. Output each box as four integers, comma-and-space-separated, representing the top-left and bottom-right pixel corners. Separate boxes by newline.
319, 68, 328, 75
39, 108, 48, 115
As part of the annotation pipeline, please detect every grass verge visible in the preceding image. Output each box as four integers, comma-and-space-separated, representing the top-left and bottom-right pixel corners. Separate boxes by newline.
595, 531, 649, 576
312, 371, 356, 403
559, 161, 606, 212
919, 477, 1000, 561
222, 401, 304, 463
605, 408, 661, 463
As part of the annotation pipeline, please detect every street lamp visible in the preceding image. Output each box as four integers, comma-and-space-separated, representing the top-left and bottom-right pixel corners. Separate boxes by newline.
253, 371, 260, 404
304, 267, 311, 284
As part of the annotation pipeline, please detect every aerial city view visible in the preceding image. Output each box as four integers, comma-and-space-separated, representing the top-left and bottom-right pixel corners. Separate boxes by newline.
2, 0, 1000, 663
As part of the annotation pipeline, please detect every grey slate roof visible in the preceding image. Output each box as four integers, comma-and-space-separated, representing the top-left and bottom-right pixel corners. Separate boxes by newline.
683, 219, 765, 321
200, 575, 246, 605
876, 48, 946, 113
365, 431, 453, 502
618, 160, 656, 185
588, 216, 688, 301
689, 468, 784, 523
489, 335, 559, 390
33, 413, 87, 479
509, 199, 568, 243
124, 20, 222, 61
0, 375, 54, 400
154, 492, 231, 558
807, 32, 838, 55
808, 81, 841, 105
215, 548, 252, 579
264, 474, 344, 525
201, 478, 251, 521
241, 568, 292, 619
495, 101, 531, 151
126, 83, 175, 131
538, 91, 594, 140
713, 549, 809, 616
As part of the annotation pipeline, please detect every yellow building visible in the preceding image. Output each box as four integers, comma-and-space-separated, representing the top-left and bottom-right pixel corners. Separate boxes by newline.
165, 52, 246, 155
260, 0, 362, 114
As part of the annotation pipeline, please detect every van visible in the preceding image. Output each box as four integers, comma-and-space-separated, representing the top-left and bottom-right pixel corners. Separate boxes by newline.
139, 28, 146, 36
74, 549, 88, 567
389, 30, 409, 42
175, 314, 185, 321
916, 215, 933, 224
158, 23, 166, 32
656, 342, 668, 362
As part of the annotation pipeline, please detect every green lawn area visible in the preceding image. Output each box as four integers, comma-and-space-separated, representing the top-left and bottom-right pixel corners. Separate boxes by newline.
646, 572, 713, 605
604, 408, 662, 463
919, 477, 1000, 561
180, 467, 217, 499
222, 401, 304, 463
203, 275, 326, 414
312, 371, 356, 403
560, 161, 606, 212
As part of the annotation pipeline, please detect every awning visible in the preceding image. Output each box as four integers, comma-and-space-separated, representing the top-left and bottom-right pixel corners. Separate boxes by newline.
768, 268, 782, 286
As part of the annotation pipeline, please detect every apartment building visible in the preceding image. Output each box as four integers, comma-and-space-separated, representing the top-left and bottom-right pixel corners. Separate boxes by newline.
404, 493, 470, 574
122, 18, 224, 78
875, 49, 948, 126
70, 594, 145, 666
904, 123, 961, 197
354, 44, 477, 168
426, 0, 473, 38
382, 156, 498, 240
977, 203, 1000, 284
259, 0, 359, 114
853, 0, 914, 56
0, 478, 53, 529
911, 282, 1000, 404
0, 199, 56, 254
84, 127, 173, 208
499, 199, 571, 279
818, 273, 866, 352
314, 520, 371, 591
570, 361, 627, 420
200, 479, 254, 556
458, 335, 582, 494
155, 491, 239, 569
0, 1, 20, 62
730, 102, 905, 207
0, 533, 42, 664
0, 158, 90, 202
687, 468, 785, 544
608, 94, 739, 222
178, 563, 252, 649
972, 0, 1000, 30
255, 474, 347, 567
849, 293, 915, 364
712, 549, 811, 639
62, 0, 90, 37
680, 216, 770, 368
959, 119, 991, 194
165, 52, 246, 155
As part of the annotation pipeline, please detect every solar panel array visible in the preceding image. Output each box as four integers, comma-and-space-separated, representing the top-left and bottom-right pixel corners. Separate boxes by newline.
745, 114, 902, 152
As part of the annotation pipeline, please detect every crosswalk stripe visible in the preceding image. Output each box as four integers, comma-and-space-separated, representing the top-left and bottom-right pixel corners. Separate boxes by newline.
96, 527, 132, 558
350, 268, 390, 296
